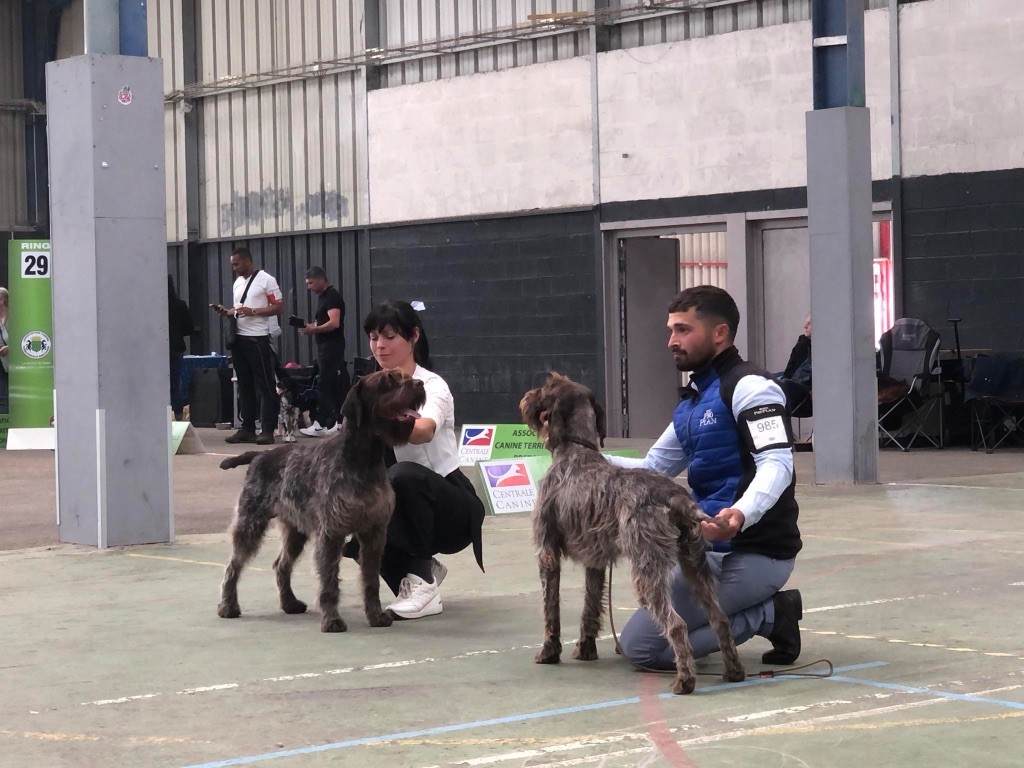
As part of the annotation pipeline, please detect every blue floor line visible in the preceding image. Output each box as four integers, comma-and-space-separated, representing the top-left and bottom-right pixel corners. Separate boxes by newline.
179, 661, 884, 768
826, 674, 1024, 710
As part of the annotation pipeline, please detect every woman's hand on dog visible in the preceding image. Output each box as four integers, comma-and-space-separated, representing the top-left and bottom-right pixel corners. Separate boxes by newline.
701, 508, 744, 542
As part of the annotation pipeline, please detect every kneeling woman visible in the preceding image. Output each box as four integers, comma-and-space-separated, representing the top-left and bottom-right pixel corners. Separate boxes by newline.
359, 300, 485, 619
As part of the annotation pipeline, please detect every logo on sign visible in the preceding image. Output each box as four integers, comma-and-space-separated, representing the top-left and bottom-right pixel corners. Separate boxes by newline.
21, 331, 52, 360
462, 427, 494, 446
485, 462, 531, 488
118, 85, 133, 106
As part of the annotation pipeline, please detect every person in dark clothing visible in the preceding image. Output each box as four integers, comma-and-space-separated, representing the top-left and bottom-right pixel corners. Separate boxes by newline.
782, 314, 813, 386
168, 276, 195, 420
608, 286, 804, 667
298, 266, 348, 436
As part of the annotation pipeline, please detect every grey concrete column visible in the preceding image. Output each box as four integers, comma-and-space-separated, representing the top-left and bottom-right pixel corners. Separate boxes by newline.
806, 107, 878, 484
47, 54, 172, 546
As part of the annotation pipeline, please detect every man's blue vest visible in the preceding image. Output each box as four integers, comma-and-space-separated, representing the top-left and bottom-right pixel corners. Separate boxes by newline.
672, 366, 743, 520
670, 346, 802, 560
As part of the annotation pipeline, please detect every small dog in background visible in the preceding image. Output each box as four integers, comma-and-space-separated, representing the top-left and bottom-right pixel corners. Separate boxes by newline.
277, 386, 300, 442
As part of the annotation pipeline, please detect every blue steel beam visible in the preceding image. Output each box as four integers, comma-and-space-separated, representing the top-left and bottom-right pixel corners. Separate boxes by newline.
119, 0, 148, 56
811, 0, 865, 109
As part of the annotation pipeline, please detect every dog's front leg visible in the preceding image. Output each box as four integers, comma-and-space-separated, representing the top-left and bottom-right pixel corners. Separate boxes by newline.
535, 549, 562, 664
356, 524, 393, 628
315, 536, 347, 633
573, 567, 605, 661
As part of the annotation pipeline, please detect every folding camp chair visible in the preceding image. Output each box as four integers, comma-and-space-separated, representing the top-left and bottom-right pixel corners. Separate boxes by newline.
877, 318, 943, 451
966, 356, 1024, 453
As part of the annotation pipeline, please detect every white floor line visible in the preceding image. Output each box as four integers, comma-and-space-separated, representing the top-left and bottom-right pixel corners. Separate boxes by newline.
78, 636, 615, 708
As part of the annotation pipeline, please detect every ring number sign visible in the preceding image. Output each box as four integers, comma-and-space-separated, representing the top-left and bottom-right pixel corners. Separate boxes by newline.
22, 251, 50, 278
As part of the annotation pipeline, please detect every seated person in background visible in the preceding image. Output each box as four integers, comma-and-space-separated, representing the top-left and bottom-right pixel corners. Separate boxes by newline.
782, 314, 812, 387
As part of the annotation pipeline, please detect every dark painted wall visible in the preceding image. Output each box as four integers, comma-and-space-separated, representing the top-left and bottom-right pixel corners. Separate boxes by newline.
369, 211, 602, 424
901, 169, 1024, 357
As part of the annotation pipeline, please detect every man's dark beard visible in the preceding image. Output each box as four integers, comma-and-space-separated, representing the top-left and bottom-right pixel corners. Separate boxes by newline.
674, 348, 713, 372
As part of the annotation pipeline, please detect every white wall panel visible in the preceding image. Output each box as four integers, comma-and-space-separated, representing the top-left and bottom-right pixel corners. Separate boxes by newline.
599, 9, 893, 203
900, 0, 1024, 178
369, 57, 593, 223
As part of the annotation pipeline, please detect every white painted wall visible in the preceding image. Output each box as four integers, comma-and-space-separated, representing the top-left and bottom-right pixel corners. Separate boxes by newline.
368, 57, 593, 225
900, 0, 1024, 178
598, 9, 893, 203
367, 0, 1024, 224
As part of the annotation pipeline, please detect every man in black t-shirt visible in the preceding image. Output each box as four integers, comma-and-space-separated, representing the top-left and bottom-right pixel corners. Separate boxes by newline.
299, 266, 348, 437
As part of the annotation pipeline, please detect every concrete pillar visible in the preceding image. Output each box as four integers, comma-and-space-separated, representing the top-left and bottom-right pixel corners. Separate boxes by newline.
47, 54, 171, 545
807, 0, 878, 484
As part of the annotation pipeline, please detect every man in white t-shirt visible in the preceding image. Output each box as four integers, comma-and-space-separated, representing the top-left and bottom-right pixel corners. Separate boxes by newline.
212, 247, 283, 445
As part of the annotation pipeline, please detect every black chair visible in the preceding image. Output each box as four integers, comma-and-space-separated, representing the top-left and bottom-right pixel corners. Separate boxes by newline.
966, 356, 1024, 453
877, 318, 943, 451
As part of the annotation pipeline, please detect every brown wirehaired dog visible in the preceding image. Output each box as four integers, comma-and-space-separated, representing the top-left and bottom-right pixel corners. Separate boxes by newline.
520, 373, 745, 694
217, 369, 426, 633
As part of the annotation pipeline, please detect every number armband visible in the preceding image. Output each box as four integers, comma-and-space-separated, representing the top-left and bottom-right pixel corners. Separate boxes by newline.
738, 402, 793, 453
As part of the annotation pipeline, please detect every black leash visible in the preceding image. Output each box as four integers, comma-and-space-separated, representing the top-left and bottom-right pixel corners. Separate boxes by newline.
605, 563, 835, 681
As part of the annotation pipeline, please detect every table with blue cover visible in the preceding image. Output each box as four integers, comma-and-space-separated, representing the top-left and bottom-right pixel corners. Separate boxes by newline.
180, 354, 230, 405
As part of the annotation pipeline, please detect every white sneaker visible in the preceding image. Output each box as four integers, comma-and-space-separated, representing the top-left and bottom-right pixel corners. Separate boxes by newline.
299, 421, 328, 437
325, 422, 342, 435
431, 557, 448, 587
386, 574, 442, 619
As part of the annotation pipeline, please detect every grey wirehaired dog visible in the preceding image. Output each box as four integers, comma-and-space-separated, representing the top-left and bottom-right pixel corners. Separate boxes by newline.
520, 373, 746, 694
217, 369, 426, 632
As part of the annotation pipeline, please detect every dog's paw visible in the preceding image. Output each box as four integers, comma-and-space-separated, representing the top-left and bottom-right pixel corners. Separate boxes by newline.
281, 599, 307, 615
217, 603, 241, 619
368, 612, 393, 628
534, 642, 562, 665
321, 616, 348, 633
572, 638, 599, 661
723, 667, 746, 683
672, 675, 696, 695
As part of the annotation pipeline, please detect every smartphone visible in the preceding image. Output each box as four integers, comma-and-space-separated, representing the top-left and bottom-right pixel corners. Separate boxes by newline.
288, 315, 307, 329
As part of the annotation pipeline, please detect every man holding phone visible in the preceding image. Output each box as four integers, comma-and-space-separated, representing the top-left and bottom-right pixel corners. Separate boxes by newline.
298, 266, 347, 437
211, 247, 283, 445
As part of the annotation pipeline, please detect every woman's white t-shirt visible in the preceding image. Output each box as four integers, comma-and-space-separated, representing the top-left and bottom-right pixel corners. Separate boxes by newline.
393, 365, 460, 477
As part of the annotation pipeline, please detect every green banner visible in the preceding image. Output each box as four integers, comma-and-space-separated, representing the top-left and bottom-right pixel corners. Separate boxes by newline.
7, 240, 54, 431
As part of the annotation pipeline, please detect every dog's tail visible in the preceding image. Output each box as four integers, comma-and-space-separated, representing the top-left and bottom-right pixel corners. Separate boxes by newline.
220, 451, 260, 470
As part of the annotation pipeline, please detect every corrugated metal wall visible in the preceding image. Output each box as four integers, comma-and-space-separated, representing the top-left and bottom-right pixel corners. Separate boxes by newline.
613, 0, 889, 49
195, 1, 363, 240
150, 1, 187, 243
379, 0, 591, 86
0, 0, 28, 230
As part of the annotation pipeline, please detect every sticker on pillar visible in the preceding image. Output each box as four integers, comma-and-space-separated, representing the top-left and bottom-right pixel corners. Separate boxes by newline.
118, 85, 133, 106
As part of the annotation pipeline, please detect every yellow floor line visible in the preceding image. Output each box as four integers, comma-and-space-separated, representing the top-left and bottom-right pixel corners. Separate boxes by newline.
802, 627, 1022, 660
